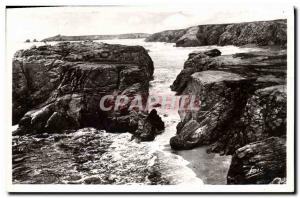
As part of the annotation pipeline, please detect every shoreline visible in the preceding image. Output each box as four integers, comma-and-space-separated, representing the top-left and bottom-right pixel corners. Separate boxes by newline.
12, 128, 171, 185
175, 147, 232, 184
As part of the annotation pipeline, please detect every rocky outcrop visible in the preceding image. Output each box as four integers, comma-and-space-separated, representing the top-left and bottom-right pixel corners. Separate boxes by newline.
208, 84, 286, 155
42, 33, 150, 42
170, 48, 287, 184
132, 109, 165, 141
145, 29, 186, 43
171, 49, 286, 94
227, 137, 286, 184
146, 19, 286, 47
170, 70, 255, 150
12, 128, 169, 184
13, 41, 163, 140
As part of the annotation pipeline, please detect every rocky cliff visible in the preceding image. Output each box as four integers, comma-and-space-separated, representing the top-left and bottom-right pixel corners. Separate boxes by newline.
146, 19, 286, 47
169, 48, 287, 184
13, 41, 163, 140
42, 33, 149, 42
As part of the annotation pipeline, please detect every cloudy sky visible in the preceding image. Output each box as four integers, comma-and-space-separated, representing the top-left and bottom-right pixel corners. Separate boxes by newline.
6, 6, 288, 42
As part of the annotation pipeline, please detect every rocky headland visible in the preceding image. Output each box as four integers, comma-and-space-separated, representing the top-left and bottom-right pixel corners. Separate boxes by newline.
169, 48, 287, 184
42, 33, 149, 42
13, 41, 166, 138
146, 19, 286, 47
12, 41, 168, 184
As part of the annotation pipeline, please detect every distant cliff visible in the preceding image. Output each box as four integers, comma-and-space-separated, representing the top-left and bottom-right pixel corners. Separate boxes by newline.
146, 19, 286, 47
42, 33, 150, 42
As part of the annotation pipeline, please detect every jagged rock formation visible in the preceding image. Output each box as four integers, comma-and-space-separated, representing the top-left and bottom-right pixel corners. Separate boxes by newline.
42, 33, 150, 42
146, 19, 286, 47
13, 41, 163, 140
170, 48, 287, 184
171, 49, 286, 94
132, 109, 165, 141
227, 137, 286, 184
145, 29, 186, 43
170, 70, 255, 150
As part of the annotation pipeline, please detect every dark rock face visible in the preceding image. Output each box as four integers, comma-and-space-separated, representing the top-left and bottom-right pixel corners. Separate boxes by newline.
146, 19, 287, 47
13, 41, 162, 138
171, 49, 223, 94
171, 49, 286, 94
133, 109, 165, 141
227, 137, 286, 184
171, 70, 256, 150
203, 49, 221, 57
176, 26, 202, 47
207, 84, 286, 155
170, 48, 287, 184
145, 29, 187, 43
170, 120, 201, 149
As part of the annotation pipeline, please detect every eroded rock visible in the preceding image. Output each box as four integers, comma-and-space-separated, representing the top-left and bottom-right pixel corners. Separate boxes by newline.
171, 49, 287, 94
170, 70, 254, 150
208, 84, 287, 154
227, 137, 286, 184
133, 109, 165, 141
12, 128, 169, 184
13, 41, 158, 135
146, 19, 286, 47
170, 48, 287, 184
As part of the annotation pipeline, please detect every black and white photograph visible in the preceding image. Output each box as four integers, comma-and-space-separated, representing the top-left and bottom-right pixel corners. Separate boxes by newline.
4, 2, 295, 193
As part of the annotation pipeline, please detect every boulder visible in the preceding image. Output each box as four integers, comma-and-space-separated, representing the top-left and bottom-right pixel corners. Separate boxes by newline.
133, 109, 165, 141
170, 120, 200, 149
203, 49, 221, 57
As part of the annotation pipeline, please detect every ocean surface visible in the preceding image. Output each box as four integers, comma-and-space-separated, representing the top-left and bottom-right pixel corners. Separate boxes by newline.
10, 39, 267, 184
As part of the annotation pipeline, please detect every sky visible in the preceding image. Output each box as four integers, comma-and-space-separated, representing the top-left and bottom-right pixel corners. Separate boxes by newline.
6, 6, 288, 42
